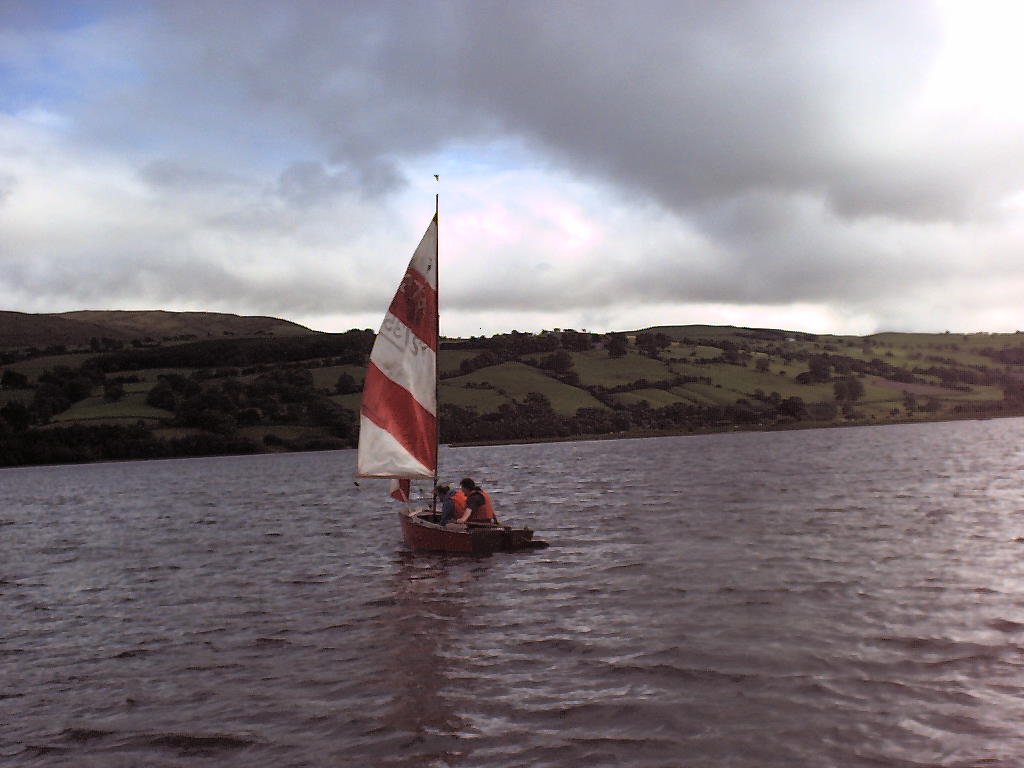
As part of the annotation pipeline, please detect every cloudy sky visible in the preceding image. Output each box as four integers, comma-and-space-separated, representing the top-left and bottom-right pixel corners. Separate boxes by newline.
2, 0, 1024, 337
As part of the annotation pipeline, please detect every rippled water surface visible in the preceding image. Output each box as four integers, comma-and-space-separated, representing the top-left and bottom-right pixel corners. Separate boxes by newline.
6, 419, 1024, 766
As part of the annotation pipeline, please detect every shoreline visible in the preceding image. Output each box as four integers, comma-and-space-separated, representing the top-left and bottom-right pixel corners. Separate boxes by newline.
3, 410, 1020, 471
450, 410, 1017, 448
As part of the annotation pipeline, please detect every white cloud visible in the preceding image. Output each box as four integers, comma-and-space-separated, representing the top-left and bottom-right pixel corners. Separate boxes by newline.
3, 1, 1024, 336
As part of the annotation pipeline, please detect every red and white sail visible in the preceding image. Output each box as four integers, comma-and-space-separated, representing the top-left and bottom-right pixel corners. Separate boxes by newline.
357, 216, 438, 480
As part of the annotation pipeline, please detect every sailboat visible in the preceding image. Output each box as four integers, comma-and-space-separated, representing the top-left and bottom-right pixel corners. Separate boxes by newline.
356, 200, 547, 554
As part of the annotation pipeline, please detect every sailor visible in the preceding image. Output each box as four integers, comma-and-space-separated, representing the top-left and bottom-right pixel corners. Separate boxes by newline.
436, 483, 467, 526
456, 478, 497, 524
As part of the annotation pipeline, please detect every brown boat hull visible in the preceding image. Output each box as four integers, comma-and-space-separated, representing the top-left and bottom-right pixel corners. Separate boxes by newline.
398, 510, 547, 554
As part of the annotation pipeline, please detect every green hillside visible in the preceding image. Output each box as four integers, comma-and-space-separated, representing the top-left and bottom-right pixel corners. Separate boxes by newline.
3, 318, 1024, 466
445, 361, 607, 416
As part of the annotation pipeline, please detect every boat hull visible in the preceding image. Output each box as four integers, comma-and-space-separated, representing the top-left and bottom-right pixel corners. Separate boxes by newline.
399, 510, 547, 554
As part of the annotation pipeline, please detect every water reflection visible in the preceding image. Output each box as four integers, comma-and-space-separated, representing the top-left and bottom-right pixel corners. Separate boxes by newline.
379, 551, 493, 766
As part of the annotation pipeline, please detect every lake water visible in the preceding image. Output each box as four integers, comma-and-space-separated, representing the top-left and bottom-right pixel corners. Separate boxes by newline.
4, 418, 1024, 767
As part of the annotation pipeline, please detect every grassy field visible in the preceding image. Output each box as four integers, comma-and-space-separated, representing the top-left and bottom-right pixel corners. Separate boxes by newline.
672, 381, 756, 406
662, 344, 727, 362
445, 361, 607, 416
439, 381, 510, 412
49, 392, 173, 424
7, 352, 97, 382
439, 349, 480, 376
569, 349, 675, 386
330, 392, 362, 412
612, 388, 691, 408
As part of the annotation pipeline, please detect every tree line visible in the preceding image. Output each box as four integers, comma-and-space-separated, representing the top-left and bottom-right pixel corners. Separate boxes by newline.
439, 390, 812, 444
7, 325, 1024, 466
0, 422, 262, 467
0, 335, 372, 466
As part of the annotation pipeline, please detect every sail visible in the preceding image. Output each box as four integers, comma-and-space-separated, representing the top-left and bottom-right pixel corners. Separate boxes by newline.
357, 215, 438, 479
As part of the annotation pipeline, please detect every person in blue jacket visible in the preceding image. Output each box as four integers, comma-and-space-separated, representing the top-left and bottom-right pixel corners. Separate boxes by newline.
435, 483, 464, 526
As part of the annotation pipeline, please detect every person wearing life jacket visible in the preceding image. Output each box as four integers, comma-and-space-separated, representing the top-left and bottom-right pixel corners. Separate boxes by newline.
436, 483, 467, 526
455, 477, 497, 524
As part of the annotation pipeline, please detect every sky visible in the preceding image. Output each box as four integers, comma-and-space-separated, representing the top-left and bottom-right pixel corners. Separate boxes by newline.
2, 0, 1024, 338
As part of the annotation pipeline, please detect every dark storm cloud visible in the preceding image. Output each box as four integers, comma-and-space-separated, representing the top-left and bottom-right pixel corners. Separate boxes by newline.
275, 161, 381, 207
133, 0, 952, 219
80, 0, 986, 318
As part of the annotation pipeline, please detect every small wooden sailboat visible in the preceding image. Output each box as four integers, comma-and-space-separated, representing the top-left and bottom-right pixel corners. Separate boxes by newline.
398, 509, 546, 555
356, 197, 547, 554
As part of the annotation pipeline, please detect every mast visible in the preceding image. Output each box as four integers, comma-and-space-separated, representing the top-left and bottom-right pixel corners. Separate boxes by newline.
432, 186, 440, 511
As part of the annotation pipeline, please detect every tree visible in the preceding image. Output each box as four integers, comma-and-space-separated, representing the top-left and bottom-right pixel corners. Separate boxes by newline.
607, 333, 628, 358
833, 376, 864, 402
104, 381, 126, 402
0, 401, 32, 431
334, 372, 360, 395
902, 391, 918, 413
636, 332, 671, 357
183, 407, 238, 435
572, 407, 619, 434
1, 369, 29, 389
146, 380, 178, 411
237, 407, 262, 426
539, 350, 573, 373
459, 350, 497, 375
31, 383, 71, 421
721, 341, 743, 365
560, 329, 593, 352
308, 397, 358, 441
808, 355, 831, 382
778, 396, 807, 420
1002, 380, 1024, 404
36, 366, 98, 403
806, 401, 839, 421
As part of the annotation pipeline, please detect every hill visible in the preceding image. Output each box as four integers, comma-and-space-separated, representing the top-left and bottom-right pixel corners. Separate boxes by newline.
0, 310, 317, 350
3, 318, 1024, 466
0, 311, 137, 348
55, 310, 317, 341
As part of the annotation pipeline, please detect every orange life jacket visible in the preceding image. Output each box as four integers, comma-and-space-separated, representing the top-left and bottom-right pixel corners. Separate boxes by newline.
450, 489, 468, 514
467, 488, 497, 522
